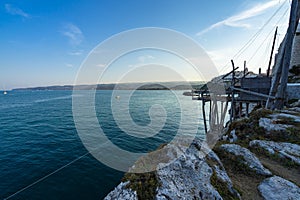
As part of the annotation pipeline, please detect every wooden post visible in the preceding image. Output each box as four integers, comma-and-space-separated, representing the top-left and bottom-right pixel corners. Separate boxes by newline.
239, 102, 243, 118
274, 0, 299, 109
246, 102, 249, 117
230, 60, 235, 122
201, 92, 208, 133
267, 27, 278, 77
266, 35, 286, 108
220, 101, 224, 127
243, 61, 247, 78
215, 98, 219, 127
209, 99, 212, 129
221, 101, 229, 126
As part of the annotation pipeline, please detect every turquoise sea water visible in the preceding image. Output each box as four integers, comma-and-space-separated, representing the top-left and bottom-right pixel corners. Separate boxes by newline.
0, 90, 204, 199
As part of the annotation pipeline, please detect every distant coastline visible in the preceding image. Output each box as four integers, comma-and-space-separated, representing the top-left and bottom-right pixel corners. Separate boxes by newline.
12, 81, 205, 91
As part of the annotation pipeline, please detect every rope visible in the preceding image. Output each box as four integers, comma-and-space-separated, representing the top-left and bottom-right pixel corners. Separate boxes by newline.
219, 0, 289, 74
248, 7, 290, 66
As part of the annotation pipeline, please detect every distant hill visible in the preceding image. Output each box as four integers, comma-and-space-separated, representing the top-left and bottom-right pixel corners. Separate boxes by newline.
12, 81, 205, 91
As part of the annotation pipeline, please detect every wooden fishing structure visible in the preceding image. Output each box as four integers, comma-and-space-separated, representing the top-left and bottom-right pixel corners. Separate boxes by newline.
192, 61, 273, 133
192, 0, 300, 133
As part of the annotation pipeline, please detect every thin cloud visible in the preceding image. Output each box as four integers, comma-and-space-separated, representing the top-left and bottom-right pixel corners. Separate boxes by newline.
65, 63, 74, 68
68, 50, 84, 56
5, 4, 30, 18
128, 55, 155, 68
138, 55, 155, 63
61, 23, 84, 46
197, 0, 282, 36
96, 64, 106, 68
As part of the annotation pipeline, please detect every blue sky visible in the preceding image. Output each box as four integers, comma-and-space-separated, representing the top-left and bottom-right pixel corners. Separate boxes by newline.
0, 0, 291, 89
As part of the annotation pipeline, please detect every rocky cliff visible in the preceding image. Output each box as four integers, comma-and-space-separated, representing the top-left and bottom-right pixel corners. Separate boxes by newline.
105, 108, 300, 200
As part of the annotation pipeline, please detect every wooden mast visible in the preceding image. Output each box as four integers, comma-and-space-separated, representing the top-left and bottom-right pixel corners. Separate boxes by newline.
267, 27, 278, 77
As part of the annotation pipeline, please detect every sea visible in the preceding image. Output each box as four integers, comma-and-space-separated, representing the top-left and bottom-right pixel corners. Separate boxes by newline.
0, 90, 205, 200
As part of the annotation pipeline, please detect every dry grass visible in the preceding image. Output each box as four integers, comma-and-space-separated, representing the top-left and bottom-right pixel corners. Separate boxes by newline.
122, 171, 159, 200
214, 147, 267, 200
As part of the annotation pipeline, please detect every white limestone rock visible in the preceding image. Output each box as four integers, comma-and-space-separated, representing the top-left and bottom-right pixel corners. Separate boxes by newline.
289, 107, 300, 112
104, 181, 137, 200
229, 129, 238, 143
220, 144, 272, 175
155, 141, 241, 200
259, 118, 292, 132
291, 99, 300, 107
250, 140, 300, 165
156, 143, 221, 200
270, 113, 300, 123
104, 140, 240, 200
258, 176, 300, 200
259, 112, 300, 132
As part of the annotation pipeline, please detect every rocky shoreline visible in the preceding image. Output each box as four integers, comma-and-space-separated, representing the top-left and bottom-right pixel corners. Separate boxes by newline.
105, 108, 300, 200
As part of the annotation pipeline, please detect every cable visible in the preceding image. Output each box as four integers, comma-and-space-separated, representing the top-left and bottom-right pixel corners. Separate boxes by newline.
248, 7, 290, 65
219, 0, 289, 74
248, 27, 276, 63
4, 151, 90, 200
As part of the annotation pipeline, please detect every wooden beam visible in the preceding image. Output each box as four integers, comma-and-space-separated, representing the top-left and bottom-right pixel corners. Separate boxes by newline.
231, 87, 276, 99
222, 67, 239, 79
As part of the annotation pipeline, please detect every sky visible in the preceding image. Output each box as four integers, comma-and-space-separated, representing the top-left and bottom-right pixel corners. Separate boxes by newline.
0, 0, 291, 89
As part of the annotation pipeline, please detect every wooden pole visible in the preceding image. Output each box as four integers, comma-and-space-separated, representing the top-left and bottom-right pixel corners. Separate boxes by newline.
230, 60, 235, 122
246, 102, 249, 117
274, 0, 299, 109
267, 27, 278, 77
221, 101, 228, 126
215, 98, 219, 127
201, 92, 208, 133
239, 102, 243, 118
243, 61, 247, 78
266, 35, 286, 108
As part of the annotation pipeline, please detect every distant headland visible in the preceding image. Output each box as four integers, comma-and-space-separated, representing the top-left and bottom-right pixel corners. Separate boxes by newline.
12, 81, 205, 91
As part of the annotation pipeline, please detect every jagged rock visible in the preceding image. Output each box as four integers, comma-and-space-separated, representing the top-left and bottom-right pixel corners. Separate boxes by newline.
222, 135, 228, 141
291, 99, 300, 107
289, 107, 300, 112
281, 109, 300, 115
155, 141, 240, 200
155, 143, 220, 200
104, 181, 137, 200
259, 112, 300, 132
210, 151, 241, 199
104, 140, 240, 200
250, 140, 300, 165
270, 113, 300, 123
229, 129, 238, 143
258, 176, 300, 200
259, 118, 292, 132
220, 144, 272, 175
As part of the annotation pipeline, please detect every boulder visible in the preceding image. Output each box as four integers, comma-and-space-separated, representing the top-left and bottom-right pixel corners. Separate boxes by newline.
105, 140, 240, 200
220, 144, 272, 175
155, 141, 240, 200
104, 181, 137, 200
229, 129, 238, 143
259, 118, 292, 132
270, 113, 300, 123
258, 176, 300, 200
250, 140, 300, 165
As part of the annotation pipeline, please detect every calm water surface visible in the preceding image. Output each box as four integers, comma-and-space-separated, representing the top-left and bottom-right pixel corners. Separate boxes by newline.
0, 90, 204, 199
